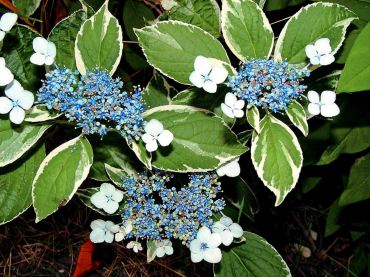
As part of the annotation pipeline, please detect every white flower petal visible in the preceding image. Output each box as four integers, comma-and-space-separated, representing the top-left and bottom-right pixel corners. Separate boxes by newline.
47, 41, 56, 58
146, 139, 158, 152
124, 222, 133, 234
204, 248, 222, 263
109, 224, 120, 233
104, 230, 114, 243
220, 216, 233, 227
90, 219, 105, 229
191, 251, 204, 263
142, 133, 155, 144
17, 90, 34, 110
321, 104, 340, 118
5, 80, 23, 101
221, 230, 234, 246
0, 57, 5, 67
90, 228, 105, 243
234, 99, 245, 110
100, 183, 115, 195
225, 160, 240, 177
209, 66, 228, 84
0, 67, 14, 86
221, 103, 235, 118
319, 54, 335, 66
91, 192, 107, 209
33, 37, 48, 54
233, 109, 244, 118
9, 106, 25, 124
212, 221, 226, 233
193, 56, 212, 75
0, 31, 5, 41
309, 56, 320, 65
307, 90, 320, 104
165, 246, 173, 255
308, 103, 320, 116
112, 189, 124, 202
115, 232, 125, 242
44, 56, 54, 66
145, 119, 164, 136
0, 97, 12, 114
103, 201, 119, 214
197, 226, 212, 242
229, 223, 244, 238
127, 241, 135, 249
203, 80, 217, 93
190, 239, 202, 253
305, 44, 317, 59
216, 166, 227, 177
30, 52, 46, 65
0, 13, 18, 32
207, 233, 222, 248
224, 93, 237, 107
157, 130, 174, 147
189, 71, 205, 88
315, 38, 332, 55
156, 247, 166, 258
320, 90, 336, 104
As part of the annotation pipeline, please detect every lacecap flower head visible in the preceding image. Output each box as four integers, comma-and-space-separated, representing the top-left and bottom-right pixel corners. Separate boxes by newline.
227, 59, 309, 113
37, 68, 146, 140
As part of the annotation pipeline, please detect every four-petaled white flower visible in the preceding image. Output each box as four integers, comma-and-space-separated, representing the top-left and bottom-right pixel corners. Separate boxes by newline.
155, 239, 174, 258
110, 221, 133, 242
189, 226, 222, 263
0, 57, 14, 86
212, 216, 243, 246
221, 93, 245, 118
305, 38, 335, 66
30, 37, 56, 66
91, 183, 124, 214
127, 241, 143, 253
216, 158, 240, 178
0, 80, 34, 124
90, 219, 115, 243
189, 56, 228, 93
142, 119, 174, 152
307, 90, 340, 118
0, 13, 17, 41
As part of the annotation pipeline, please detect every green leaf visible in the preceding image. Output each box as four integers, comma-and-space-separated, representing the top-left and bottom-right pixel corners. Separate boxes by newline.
123, 0, 155, 41
274, 3, 357, 64
75, 0, 123, 75
12, 0, 41, 17
246, 106, 260, 133
221, 0, 274, 60
251, 114, 303, 206
337, 22, 370, 93
48, 10, 87, 69
129, 140, 152, 169
135, 21, 231, 84
76, 187, 125, 216
167, 0, 221, 37
123, 45, 148, 70
2, 25, 43, 91
0, 145, 45, 225
105, 164, 138, 186
143, 71, 173, 109
147, 239, 157, 263
336, 29, 360, 64
339, 153, 370, 206
0, 119, 50, 168
215, 232, 291, 276
263, 0, 305, 11
325, 199, 342, 236
286, 100, 308, 136
32, 136, 93, 222
223, 177, 259, 221
143, 105, 246, 172
24, 105, 61, 123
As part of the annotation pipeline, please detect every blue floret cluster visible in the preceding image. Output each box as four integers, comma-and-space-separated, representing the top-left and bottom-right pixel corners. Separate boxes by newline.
120, 172, 225, 243
227, 59, 310, 112
37, 68, 146, 141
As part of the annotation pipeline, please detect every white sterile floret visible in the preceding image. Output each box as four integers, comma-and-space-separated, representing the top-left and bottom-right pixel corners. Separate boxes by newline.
142, 119, 174, 152
0, 13, 18, 41
90, 219, 116, 243
0, 80, 34, 124
127, 241, 143, 253
0, 57, 14, 86
307, 90, 340, 118
91, 183, 124, 214
30, 37, 56, 66
189, 226, 222, 263
155, 239, 174, 258
189, 56, 228, 93
216, 158, 240, 178
110, 221, 133, 242
221, 93, 245, 118
305, 38, 335, 66
212, 216, 243, 246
